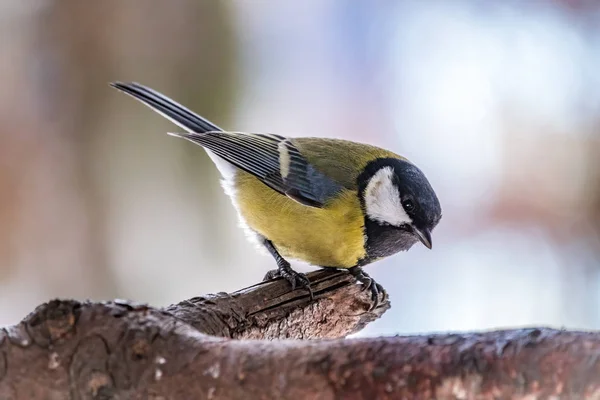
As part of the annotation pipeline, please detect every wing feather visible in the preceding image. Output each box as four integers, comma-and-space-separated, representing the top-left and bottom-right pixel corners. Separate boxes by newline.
172, 131, 343, 207
110, 82, 345, 207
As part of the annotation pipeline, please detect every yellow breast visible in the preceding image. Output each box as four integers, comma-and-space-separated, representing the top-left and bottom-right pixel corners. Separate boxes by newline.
233, 171, 366, 268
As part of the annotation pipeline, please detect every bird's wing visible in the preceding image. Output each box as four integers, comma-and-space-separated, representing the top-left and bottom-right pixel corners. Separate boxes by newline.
109, 82, 342, 207
170, 131, 344, 208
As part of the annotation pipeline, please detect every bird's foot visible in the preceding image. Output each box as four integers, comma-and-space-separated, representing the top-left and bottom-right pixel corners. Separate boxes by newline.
348, 267, 387, 310
263, 262, 314, 300
263, 269, 281, 281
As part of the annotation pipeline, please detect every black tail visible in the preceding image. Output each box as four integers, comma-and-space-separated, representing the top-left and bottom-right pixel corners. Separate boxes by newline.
110, 82, 223, 133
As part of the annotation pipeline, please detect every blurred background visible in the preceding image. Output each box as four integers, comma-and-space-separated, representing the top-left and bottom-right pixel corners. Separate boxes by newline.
0, 0, 599, 336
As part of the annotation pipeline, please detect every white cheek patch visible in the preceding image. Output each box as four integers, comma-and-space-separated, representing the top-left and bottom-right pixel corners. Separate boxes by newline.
364, 166, 412, 227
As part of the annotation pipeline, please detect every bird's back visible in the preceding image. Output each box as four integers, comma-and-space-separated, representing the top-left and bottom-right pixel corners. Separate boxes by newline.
292, 138, 406, 190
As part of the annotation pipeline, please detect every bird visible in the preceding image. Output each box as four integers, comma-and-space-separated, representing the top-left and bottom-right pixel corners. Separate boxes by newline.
110, 82, 442, 307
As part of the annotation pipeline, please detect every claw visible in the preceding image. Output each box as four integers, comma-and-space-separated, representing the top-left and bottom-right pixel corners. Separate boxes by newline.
281, 270, 313, 300
264, 267, 314, 300
361, 276, 374, 292
262, 239, 314, 300
380, 286, 389, 303
263, 269, 281, 282
348, 267, 387, 310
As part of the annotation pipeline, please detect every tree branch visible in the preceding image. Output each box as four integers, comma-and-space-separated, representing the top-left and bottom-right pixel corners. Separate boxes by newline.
165, 269, 389, 339
1, 269, 598, 399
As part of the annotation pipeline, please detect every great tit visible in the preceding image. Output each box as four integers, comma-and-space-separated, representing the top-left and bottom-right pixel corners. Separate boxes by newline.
111, 82, 442, 306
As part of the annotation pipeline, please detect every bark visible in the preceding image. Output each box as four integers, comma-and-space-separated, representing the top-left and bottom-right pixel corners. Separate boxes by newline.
0, 269, 598, 399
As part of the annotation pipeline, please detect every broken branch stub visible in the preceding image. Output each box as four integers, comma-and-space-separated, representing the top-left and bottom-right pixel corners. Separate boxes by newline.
164, 268, 390, 339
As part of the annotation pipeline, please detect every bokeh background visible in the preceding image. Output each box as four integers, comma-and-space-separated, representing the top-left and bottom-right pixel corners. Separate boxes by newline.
1, 0, 599, 336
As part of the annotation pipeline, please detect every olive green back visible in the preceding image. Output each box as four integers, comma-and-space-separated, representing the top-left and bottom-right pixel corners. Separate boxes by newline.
292, 138, 406, 190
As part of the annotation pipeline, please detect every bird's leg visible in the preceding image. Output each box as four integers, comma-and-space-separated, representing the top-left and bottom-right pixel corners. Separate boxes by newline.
348, 266, 387, 309
262, 239, 314, 299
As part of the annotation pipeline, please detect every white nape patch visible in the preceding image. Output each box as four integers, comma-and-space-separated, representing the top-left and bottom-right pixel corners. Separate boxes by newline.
364, 166, 412, 227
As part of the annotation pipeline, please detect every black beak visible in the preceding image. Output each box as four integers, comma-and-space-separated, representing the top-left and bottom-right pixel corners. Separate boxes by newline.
413, 227, 432, 249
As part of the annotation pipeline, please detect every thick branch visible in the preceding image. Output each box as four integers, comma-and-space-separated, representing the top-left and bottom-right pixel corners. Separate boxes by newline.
1, 272, 599, 399
165, 269, 389, 339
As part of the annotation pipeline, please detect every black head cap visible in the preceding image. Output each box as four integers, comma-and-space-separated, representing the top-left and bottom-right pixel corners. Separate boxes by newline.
392, 159, 442, 235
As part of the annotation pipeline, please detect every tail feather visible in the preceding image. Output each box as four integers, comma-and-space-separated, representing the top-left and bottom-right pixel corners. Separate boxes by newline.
110, 82, 223, 133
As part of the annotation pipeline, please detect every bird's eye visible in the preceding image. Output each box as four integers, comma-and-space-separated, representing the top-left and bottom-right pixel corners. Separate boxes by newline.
402, 199, 415, 212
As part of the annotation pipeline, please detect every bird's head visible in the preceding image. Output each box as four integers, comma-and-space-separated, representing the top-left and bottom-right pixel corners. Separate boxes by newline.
359, 158, 442, 252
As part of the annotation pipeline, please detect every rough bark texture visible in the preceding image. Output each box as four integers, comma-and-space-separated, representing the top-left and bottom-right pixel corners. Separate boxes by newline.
165, 269, 388, 340
0, 269, 599, 399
